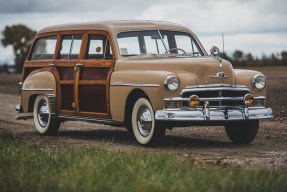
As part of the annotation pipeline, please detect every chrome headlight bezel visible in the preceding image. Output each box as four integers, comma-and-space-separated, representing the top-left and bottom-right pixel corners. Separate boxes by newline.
164, 75, 180, 92
252, 74, 266, 91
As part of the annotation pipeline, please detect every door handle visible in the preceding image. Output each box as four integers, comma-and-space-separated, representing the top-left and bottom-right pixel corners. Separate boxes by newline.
74, 63, 84, 71
49, 63, 56, 67
76, 63, 84, 67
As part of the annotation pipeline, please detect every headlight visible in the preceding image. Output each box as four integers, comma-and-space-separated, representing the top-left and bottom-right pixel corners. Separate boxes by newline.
164, 75, 180, 92
252, 74, 266, 91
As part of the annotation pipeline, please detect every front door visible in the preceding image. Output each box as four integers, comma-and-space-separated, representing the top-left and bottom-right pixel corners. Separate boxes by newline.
76, 32, 115, 118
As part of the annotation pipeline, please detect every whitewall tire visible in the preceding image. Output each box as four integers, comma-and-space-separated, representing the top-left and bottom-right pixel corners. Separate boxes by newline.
131, 98, 165, 146
33, 95, 60, 135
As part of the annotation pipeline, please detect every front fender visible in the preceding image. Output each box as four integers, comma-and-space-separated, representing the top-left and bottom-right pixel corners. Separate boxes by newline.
21, 71, 56, 112
234, 69, 267, 97
109, 70, 197, 121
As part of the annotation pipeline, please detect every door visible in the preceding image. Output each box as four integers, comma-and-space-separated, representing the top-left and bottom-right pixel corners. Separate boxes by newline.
76, 32, 115, 118
53, 33, 83, 116
54, 31, 115, 118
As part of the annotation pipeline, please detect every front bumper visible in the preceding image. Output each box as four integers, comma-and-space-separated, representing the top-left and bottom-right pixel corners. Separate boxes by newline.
155, 107, 273, 121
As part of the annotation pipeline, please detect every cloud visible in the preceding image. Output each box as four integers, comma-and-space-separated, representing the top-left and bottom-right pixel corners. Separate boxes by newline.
0, 0, 155, 13
136, 0, 287, 34
0, 0, 286, 63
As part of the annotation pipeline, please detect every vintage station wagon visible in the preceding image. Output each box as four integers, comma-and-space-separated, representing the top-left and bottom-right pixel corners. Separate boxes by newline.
16, 21, 273, 146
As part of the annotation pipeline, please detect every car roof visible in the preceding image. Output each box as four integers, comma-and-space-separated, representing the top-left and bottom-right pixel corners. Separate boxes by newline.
37, 20, 193, 35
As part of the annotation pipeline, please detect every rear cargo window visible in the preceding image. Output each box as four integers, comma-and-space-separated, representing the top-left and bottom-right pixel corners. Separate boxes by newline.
30, 36, 57, 60
59, 34, 83, 59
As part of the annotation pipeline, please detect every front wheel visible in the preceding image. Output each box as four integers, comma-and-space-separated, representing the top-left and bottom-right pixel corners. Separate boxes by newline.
131, 98, 166, 146
225, 120, 259, 144
33, 95, 60, 135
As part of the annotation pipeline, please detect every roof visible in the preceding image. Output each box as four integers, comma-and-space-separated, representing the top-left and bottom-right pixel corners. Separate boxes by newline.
37, 20, 192, 35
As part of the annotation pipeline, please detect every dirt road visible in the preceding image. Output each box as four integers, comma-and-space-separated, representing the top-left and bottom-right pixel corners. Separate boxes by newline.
0, 67, 287, 169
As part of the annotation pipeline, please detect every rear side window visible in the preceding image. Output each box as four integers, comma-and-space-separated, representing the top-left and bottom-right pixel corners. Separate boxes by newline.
30, 36, 57, 60
59, 34, 83, 59
86, 35, 113, 59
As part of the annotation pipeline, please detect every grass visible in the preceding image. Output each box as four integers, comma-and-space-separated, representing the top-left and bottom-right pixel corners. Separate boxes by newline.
0, 131, 286, 192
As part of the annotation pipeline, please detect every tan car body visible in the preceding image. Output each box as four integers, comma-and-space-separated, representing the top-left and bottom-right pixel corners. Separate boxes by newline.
18, 21, 270, 126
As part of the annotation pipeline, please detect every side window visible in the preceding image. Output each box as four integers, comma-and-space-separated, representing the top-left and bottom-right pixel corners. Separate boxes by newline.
117, 36, 140, 55
30, 36, 57, 60
87, 35, 113, 59
175, 35, 201, 55
144, 36, 167, 54
59, 34, 82, 59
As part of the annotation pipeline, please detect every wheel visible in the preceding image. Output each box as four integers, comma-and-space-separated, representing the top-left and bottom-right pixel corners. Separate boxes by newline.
225, 120, 259, 144
130, 98, 166, 146
33, 95, 60, 135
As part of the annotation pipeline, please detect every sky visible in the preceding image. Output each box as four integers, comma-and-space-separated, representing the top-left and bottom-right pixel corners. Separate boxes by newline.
0, 0, 286, 64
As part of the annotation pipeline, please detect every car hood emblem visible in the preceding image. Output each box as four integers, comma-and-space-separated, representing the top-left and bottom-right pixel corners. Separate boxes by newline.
210, 72, 229, 79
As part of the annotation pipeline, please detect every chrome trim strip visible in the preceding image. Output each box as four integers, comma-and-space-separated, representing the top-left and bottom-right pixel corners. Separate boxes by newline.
22, 88, 54, 91
181, 87, 250, 95
254, 96, 266, 100
155, 107, 273, 121
110, 83, 160, 88
58, 115, 122, 125
185, 84, 248, 89
164, 96, 266, 104
200, 97, 244, 102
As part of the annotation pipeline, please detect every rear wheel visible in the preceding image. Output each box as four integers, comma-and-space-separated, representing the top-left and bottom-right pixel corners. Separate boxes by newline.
130, 97, 166, 146
33, 95, 60, 135
225, 120, 259, 144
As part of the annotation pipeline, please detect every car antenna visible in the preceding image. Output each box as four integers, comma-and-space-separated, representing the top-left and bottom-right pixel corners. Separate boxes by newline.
222, 32, 225, 54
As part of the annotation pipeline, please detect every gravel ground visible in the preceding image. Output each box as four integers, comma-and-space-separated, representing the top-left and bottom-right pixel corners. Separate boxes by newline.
0, 67, 287, 169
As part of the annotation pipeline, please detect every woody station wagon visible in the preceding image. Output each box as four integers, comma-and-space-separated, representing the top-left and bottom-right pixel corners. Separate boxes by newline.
16, 21, 273, 146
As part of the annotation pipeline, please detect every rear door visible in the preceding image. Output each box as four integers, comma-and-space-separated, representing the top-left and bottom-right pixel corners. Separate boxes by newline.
53, 32, 84, 116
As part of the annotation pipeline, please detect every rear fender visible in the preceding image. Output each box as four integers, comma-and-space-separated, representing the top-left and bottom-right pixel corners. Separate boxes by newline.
21, 71, 56, 112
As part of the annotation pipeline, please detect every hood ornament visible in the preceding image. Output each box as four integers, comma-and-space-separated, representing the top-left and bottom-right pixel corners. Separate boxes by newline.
210, 46, 223, 68
210, 72, 229, 79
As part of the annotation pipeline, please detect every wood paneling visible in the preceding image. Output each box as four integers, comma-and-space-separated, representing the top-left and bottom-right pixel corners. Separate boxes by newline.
78, 84, 107, 113
60, 84, 74, 110
22, 30, 116, 119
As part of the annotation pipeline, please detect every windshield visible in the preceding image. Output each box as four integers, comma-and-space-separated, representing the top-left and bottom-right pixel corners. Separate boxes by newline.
117, 30, 203, 56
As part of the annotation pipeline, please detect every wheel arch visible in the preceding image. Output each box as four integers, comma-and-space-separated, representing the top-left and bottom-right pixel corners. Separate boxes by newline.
124, 88, 150, 126
21, 71, 57, 113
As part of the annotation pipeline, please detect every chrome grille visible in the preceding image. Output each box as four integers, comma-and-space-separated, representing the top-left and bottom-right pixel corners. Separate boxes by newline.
181, 86, 250, 107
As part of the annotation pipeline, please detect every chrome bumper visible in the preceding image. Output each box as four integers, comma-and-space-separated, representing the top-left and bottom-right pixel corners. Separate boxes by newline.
155, 107, 273, 121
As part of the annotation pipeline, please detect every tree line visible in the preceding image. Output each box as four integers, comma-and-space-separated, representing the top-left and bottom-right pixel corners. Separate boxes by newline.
220, 50, 287, 67
0, 24, 287, 73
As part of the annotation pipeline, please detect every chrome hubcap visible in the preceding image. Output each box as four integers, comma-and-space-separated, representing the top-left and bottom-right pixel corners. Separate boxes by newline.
37, 99, 49, 127
137, 105, 152, 137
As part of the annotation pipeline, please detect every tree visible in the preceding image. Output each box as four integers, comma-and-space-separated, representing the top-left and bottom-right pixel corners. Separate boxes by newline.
245, 53, 255, 66
233, 50, 244, 62
1, 24, 36, 73
232, 50, 244, 66
281, 51, 287, 65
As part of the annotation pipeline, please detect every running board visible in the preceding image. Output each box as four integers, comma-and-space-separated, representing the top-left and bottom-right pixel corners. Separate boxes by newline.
57, 115, 123, 126
15, 115, 33, 120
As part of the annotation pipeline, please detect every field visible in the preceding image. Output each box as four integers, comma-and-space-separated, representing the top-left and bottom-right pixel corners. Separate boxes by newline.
0, 66, 287, 191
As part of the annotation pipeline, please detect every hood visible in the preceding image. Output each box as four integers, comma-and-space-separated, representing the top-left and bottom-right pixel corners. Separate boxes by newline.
117, 56, 235, 86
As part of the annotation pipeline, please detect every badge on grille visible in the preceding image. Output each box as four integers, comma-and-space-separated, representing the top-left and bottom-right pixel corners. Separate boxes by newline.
210, 72, 229, 79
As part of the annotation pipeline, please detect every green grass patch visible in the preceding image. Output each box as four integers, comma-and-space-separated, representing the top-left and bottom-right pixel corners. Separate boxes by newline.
0, 131, 286, 192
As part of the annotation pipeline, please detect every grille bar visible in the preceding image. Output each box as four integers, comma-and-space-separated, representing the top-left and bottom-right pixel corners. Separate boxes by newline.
180, 86, 251, 107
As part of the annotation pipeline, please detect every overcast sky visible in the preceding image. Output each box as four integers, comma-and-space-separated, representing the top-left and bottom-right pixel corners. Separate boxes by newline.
0, 0, 286, 64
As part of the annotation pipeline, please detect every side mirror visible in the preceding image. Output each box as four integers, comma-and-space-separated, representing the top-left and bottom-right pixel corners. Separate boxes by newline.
210, 46, 219, 56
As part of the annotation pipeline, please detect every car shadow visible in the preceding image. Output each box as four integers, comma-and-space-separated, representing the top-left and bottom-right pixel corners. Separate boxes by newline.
16, 125, 254, 149
51, 128, 249, 149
